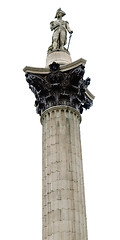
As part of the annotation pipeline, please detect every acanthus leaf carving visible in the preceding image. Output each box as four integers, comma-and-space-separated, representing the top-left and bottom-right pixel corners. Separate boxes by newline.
25, 62, 93, 116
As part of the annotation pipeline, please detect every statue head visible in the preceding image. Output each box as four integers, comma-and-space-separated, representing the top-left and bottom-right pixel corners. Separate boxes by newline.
55, 8, 66, 18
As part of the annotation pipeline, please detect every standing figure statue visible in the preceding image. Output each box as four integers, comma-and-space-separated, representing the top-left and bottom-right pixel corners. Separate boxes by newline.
48, 8, 73, 53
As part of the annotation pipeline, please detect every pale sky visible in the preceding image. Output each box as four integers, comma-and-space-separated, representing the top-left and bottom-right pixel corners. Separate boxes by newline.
0, 0, 120, 239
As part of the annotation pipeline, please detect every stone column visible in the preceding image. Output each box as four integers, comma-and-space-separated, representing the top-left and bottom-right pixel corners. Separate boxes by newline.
24, 60, 94, 240
41, 106, 88, 240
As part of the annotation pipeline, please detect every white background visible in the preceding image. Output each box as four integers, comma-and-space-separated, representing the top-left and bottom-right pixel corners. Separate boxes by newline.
0, 0, 120, 239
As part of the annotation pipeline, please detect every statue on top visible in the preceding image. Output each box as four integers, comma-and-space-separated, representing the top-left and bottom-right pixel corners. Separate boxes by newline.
48, 8, 73, 53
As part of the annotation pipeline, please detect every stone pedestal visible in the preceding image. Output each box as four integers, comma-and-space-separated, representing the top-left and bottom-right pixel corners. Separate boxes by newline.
41, 106, 88, 240
46, 50, 72, 67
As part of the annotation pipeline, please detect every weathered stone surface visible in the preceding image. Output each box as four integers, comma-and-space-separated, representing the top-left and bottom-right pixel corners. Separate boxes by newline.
41, 106, 88, 240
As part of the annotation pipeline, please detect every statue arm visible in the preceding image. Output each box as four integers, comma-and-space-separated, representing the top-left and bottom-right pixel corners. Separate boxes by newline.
66, 21, 73, 34
50, 21, 54, 31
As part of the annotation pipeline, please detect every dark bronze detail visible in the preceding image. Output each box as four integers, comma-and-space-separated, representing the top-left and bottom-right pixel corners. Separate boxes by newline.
25, 62, 93, 116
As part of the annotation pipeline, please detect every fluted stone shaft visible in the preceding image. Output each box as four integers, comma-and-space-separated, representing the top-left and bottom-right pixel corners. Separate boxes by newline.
41, 105, 88, 240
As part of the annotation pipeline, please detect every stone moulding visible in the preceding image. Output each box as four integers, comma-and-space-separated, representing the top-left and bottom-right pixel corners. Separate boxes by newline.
40, 105, 82, 125
24, 60, 95, 116
23, 58, 87, 74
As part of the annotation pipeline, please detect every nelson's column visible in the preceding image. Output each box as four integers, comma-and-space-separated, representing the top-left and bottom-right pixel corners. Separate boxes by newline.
24, 8, 95, 240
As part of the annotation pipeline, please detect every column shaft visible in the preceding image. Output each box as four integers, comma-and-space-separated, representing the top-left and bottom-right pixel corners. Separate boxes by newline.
41, 106, 87, 240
